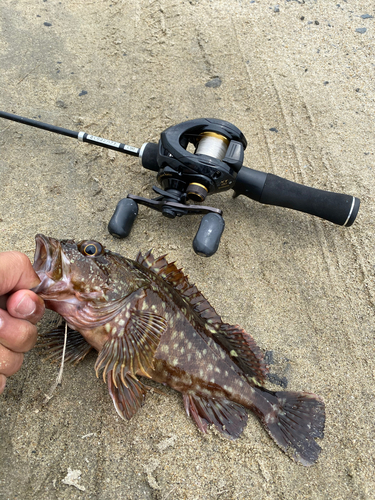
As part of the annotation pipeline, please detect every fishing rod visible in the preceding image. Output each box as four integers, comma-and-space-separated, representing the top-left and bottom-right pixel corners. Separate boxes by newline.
0, 111, 360, 257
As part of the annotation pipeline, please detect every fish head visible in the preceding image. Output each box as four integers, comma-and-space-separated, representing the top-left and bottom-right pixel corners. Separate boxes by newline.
33, 233, 110, 298
32, 234, 135, 332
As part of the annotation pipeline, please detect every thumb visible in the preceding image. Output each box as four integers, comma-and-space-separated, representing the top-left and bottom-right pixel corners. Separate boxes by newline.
0, 252, 40, 295
7, 290, 45, 323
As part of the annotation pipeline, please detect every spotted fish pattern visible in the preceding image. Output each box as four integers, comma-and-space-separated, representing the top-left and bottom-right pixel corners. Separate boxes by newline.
33, 235, 325, 466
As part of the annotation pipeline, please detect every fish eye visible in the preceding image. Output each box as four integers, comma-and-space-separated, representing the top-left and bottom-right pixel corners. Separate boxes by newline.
78, 240, 104, 257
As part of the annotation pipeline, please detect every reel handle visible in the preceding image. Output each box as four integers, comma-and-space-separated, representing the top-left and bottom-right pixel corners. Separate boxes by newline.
233, 166, 360, 227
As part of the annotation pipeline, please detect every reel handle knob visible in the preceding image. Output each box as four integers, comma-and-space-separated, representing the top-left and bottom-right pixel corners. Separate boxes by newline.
108, 198, 138, 238
193, 213, 225, 257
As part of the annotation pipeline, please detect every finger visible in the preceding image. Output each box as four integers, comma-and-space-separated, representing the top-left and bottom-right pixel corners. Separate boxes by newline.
0, 309, 38, 353
0, 252, 40, 295
0, 344, 24, 377
6, 290, 45, 324
0, 374, 6, 395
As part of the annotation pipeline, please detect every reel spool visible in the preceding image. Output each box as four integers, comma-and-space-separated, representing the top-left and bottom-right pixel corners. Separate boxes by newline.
187, 132, 229, 201
195, 132, 230, 160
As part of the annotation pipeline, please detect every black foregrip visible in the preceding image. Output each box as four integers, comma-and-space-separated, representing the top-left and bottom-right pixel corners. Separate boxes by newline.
234, 167, 360, 226
140, 142, 159, 172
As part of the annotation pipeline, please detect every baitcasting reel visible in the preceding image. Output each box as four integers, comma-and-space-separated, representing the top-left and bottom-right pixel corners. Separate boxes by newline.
0, 112, 360, 257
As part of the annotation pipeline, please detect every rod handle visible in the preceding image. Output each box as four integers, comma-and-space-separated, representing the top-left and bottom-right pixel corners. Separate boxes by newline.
233, 166, 360, 226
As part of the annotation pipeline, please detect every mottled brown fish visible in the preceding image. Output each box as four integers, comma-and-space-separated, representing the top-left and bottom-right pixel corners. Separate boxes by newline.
32, 234, 325, 466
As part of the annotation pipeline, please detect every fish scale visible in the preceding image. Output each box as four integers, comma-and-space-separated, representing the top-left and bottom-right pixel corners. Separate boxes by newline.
32, 234, 325, 466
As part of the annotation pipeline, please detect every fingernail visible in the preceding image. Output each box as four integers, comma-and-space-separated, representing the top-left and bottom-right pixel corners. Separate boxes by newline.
15, 295, 36, 317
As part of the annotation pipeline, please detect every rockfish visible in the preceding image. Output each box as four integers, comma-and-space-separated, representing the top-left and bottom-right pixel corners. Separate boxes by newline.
32, 234, 325, 465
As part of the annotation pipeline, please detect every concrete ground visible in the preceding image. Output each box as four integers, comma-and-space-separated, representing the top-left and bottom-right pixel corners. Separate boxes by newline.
0, 0, 374, 498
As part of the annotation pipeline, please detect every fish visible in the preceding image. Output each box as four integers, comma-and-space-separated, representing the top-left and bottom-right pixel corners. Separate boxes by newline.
32, 234, 325, 466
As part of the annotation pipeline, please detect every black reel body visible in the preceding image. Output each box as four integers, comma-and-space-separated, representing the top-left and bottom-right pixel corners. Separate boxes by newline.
156, 118, 246, 198
0, 111, 361, 257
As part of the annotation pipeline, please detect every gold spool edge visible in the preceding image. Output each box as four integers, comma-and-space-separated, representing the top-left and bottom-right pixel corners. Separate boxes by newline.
198, 132, 230, 146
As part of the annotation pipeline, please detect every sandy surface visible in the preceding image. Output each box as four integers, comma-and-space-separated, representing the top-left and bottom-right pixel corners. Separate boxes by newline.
0, 0, 374, 498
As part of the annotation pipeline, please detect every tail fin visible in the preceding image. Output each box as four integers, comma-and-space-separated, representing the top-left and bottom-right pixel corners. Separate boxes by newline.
259, 389, 325, 466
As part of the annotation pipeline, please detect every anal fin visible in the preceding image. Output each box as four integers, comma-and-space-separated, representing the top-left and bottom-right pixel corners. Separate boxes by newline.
183, 393, 248, 440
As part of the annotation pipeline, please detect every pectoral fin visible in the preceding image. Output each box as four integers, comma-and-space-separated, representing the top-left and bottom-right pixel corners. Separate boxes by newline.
95, 310, 167, 382
95, 309, 167, 419
38, 323, 93, 365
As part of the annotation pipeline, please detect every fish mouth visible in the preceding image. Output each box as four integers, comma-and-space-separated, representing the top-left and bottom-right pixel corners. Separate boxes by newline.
32, 234, 64, 294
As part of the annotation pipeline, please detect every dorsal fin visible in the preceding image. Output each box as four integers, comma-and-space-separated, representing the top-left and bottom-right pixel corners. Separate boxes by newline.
213, 324, 267, 384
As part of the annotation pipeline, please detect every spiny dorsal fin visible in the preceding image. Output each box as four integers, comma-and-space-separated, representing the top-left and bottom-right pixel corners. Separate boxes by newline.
136, 250, 186, 287
136, 250, 221, 324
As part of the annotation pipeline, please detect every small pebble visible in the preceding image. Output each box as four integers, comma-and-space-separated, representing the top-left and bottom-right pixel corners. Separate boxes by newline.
274, 5, 279, 13
355, 28, 367, 34
205, 77, 222, 88
360, 14, 373, 19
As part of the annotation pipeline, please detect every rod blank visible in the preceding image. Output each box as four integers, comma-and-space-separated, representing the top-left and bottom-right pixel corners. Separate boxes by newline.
0, 111, 139, 156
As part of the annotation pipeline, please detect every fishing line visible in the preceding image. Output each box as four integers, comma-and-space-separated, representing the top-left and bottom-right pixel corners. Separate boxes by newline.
195, 132, 229, 160
43, 321, 68, 404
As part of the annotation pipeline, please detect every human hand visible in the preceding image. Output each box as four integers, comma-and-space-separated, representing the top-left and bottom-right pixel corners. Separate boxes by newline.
0, 252, 45, 394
